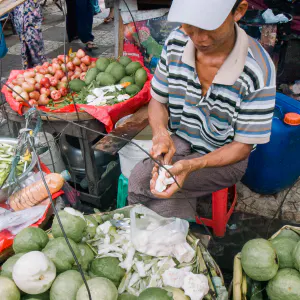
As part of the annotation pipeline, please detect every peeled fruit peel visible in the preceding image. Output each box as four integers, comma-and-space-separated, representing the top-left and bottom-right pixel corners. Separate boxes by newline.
241, 238, 279, 281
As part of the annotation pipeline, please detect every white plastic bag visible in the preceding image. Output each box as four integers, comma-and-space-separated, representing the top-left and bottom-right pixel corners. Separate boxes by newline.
0, 205, 47, 235
130, 205, 189, 257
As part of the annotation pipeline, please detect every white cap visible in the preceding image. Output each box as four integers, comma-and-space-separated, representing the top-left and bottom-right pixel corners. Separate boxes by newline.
168, 0, 237, 31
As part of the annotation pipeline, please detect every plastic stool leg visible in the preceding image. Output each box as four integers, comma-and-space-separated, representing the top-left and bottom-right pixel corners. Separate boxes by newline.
117, 175, 128, 209
212, 188, 228, 237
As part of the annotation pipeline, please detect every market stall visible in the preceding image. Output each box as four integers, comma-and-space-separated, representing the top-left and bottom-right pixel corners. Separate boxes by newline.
1, 49, 152, 206
1, 1, 300, 300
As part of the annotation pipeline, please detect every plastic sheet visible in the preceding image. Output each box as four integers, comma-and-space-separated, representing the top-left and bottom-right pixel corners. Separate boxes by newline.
0, 206, 48, 235
0, 162, 63, 253
130, 206, 189, 257
2, 54, 152, 132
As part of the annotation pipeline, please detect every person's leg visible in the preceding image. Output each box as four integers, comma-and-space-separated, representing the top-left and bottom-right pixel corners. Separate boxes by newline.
12, 0, 46, 68
76, 0, 94, 44
128, 135, 193, 217
128, 135, 248, 219
104, 0, 114, 22
65, 0, 78, 42
108, 7, 114, 18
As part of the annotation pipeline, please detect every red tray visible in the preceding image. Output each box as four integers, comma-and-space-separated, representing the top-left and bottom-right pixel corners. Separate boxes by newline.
2, 53, 152, 132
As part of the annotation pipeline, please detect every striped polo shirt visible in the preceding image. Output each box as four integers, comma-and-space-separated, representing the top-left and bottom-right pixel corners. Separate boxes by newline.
151, 24, 276, 154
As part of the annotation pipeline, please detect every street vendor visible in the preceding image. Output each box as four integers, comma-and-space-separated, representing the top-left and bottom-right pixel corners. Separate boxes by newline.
128, 0, 276, 219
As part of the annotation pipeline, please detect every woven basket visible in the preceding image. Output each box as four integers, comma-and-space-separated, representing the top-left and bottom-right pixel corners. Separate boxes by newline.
230, 225, 300, 300
47, 205, 227, 300
1, 205, 227, 299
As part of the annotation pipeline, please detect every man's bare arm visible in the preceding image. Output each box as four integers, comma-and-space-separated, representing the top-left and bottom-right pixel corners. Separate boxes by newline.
148, 98, 169, 135
190, 141, 252, 171
148, 98, 176, 163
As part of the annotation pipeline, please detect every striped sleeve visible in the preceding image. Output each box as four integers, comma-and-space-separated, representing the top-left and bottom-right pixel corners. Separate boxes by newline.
150, 44, 169, 104
234, 40, 276, 145
234, 85, 276, 144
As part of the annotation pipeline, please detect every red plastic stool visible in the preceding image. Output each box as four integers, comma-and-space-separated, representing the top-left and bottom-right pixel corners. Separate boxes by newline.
195, 185, 237, 237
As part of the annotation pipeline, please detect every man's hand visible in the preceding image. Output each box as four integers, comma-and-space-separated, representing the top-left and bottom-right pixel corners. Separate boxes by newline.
150, 159, 195, 198
150, 131, 175, 164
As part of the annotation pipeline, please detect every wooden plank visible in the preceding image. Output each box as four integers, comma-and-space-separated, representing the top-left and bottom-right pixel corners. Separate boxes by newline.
0, 0, 25, 16
114, 0, 120, 58
21, 105, 95, 121
40, 111, 95, 122
118, 15, 124, 57
93, 105, 149, 154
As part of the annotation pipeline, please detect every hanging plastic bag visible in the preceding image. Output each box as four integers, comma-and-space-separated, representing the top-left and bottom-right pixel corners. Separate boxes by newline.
0, 205, 48, 235
0, 21, 8, 58
130, 205, 189, 257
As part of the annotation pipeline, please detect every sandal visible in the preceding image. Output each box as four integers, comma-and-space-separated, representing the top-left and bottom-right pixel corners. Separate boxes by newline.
69, 36, 79, 43
104, 17, 114, 24
85, 42, 99, 51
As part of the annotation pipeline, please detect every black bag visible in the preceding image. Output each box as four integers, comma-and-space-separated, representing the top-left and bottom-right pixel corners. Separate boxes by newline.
264, 0, 300, 15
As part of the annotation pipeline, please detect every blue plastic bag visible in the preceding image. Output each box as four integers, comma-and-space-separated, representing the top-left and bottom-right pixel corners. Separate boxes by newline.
0, 22, 8, 58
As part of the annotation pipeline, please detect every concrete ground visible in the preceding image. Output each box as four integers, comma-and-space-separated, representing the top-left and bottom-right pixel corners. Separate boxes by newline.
0, 2, 299, 285
0, 0, 299, 225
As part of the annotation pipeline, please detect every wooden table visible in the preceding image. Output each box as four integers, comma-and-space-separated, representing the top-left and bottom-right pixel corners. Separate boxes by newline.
93, 105, 149, 154
4, 103, 106, 198
4, 103, 149, 208
0, 0, 25, 16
